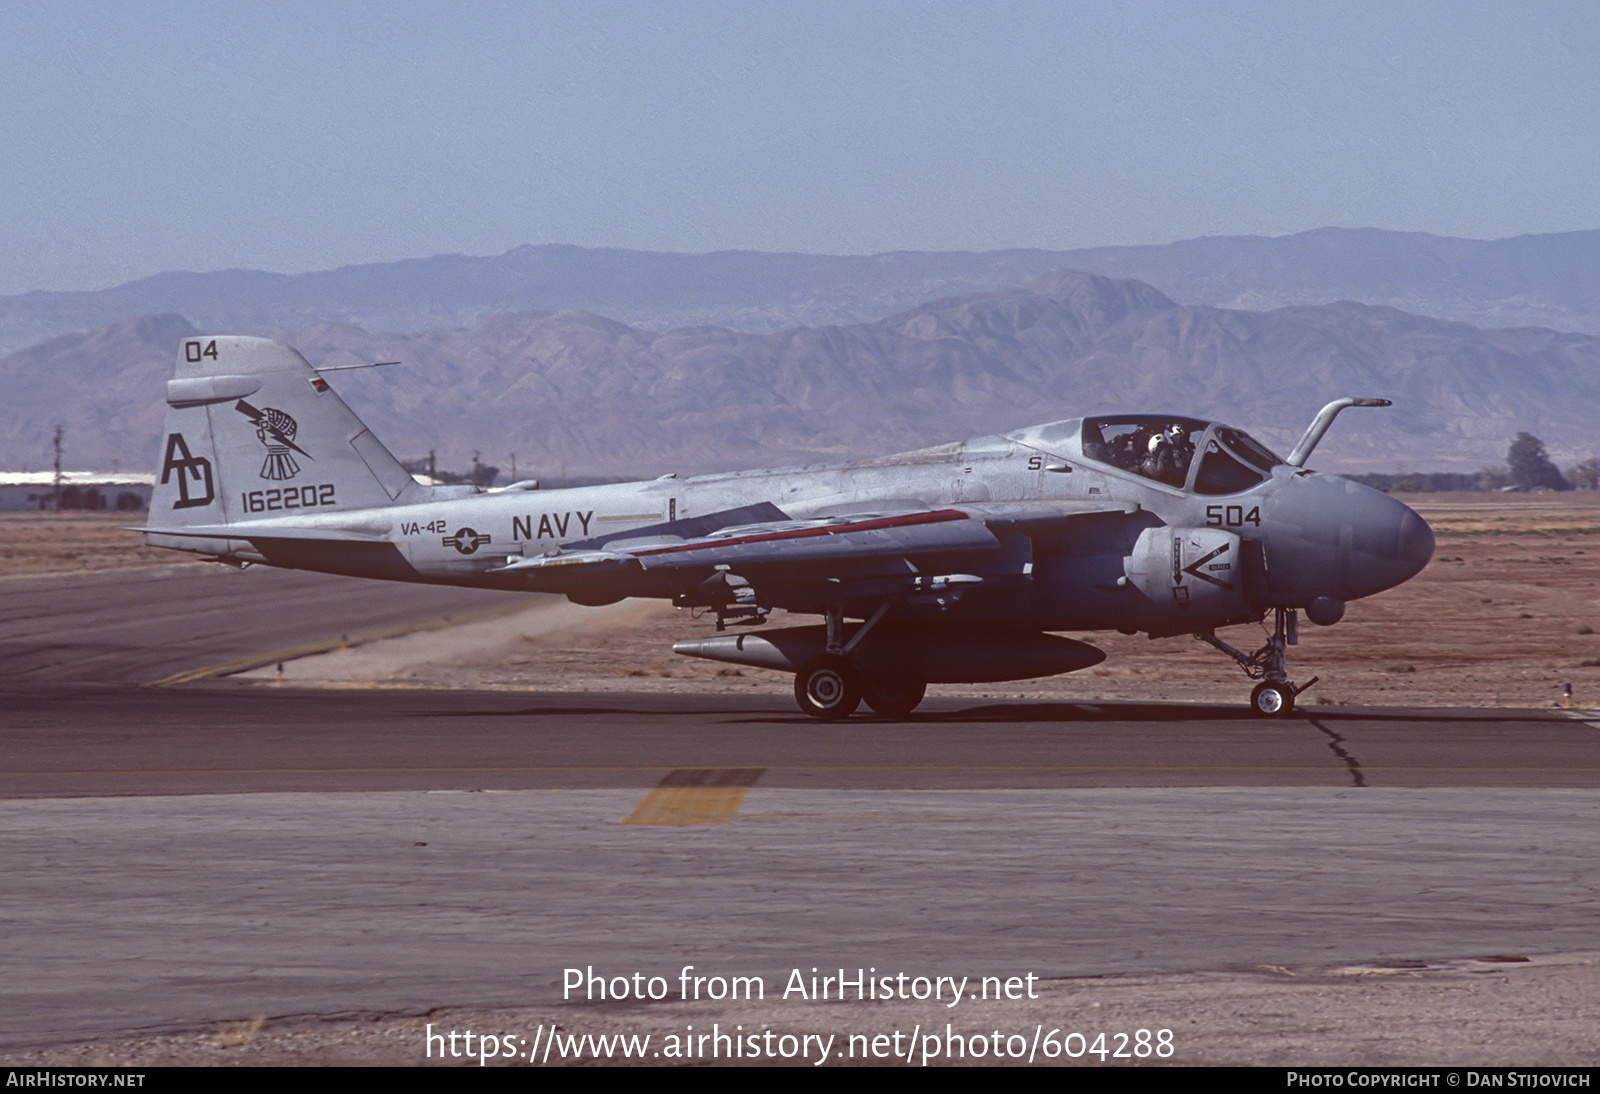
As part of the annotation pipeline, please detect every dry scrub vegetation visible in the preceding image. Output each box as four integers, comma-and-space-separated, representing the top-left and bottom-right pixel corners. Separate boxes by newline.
0, 511, 176, 574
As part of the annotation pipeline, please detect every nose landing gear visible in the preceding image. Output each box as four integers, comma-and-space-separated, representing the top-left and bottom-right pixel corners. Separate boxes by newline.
1197, 607, 1317, 718
1249, 680, 1296, 717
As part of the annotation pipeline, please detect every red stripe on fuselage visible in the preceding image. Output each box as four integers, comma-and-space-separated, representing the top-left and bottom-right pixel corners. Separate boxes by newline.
630, 508, 969, 557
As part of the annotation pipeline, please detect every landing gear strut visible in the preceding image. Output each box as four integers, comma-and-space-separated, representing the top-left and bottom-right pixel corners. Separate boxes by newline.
1196, 607, 1317, 718
792, 600, 926, 719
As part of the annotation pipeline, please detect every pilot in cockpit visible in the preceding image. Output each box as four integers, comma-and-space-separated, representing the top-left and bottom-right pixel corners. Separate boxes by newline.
1081, 416, 1204, 485
1142, 422, 1195, 486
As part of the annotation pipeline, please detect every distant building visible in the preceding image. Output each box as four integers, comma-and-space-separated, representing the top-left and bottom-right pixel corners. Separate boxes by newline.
0, 471, 154, 512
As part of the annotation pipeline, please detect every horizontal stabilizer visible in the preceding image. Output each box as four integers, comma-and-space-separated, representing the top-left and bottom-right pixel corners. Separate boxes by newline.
136, 523, 392, 544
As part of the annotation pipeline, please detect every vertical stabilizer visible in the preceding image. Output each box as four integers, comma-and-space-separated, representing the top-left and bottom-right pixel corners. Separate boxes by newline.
152, 336, 421, 525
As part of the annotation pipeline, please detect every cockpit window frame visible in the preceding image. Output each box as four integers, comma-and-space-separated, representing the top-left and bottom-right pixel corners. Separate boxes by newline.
1077, 415, 1286, 496
1192, 427, 1287, 496
1218, 427, 1283, 475
1079, 415, 1209, 491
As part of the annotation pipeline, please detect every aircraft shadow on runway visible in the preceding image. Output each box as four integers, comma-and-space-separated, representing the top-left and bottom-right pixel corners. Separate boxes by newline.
397, 692, 1556, 727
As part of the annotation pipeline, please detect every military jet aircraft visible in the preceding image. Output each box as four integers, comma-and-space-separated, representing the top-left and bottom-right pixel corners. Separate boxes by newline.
144, 335, 1434, 718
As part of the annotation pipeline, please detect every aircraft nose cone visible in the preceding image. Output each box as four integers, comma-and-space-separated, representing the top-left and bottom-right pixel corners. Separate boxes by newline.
1262, 475, 1434, 604
1349, 495, 1434, 597
1397, 505, 1436, 575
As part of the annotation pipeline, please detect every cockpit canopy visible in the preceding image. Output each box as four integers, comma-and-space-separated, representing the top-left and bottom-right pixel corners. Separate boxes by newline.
1009, 415, 1286, 495
1083, 415, 1285, 494
1081, 416, 1207, 487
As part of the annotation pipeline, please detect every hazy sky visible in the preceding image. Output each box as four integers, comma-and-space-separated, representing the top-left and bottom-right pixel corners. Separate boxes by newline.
2, 1, 1596, 295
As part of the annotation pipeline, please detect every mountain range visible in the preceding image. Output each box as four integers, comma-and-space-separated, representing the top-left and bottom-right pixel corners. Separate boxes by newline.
4, 227, 1599, 361
6, 264, 1597, 478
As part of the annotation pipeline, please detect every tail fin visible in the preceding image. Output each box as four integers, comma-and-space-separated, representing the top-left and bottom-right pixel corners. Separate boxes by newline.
151, 336, 422, 524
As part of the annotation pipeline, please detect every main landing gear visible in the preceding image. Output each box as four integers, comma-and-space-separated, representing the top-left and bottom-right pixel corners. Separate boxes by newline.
793, 656, 929, 719
792, 601, 928, 720
1196, 607, 1318, 718
794, 655, 860, 719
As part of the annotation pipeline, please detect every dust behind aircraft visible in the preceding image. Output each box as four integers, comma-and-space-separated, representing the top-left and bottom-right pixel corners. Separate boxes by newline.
145, 336, 1434, 717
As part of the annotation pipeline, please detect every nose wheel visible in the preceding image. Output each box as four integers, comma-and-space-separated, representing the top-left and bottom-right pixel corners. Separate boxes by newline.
1249, 680, 1295, 718
1197, 608, 1316, 718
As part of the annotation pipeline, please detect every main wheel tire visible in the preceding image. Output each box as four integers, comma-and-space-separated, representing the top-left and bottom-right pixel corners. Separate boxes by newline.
1250, 681, 1295, 718
863, 677, 927, 717
794, 656, 862, 720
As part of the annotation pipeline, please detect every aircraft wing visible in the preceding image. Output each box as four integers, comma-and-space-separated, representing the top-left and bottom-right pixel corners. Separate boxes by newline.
496, 500, 1136, 576
952, 499, 1138, 530
497, 507, 1001, 574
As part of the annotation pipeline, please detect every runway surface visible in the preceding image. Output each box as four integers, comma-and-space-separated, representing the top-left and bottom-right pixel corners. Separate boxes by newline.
4, 681, 1599, 797
2, 565, 1598, 1061
0, 563, 518, 686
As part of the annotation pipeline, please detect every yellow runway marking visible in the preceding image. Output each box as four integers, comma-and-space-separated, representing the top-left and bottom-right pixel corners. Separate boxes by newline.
623, 787, 749, 825
623, 767, 765, 825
